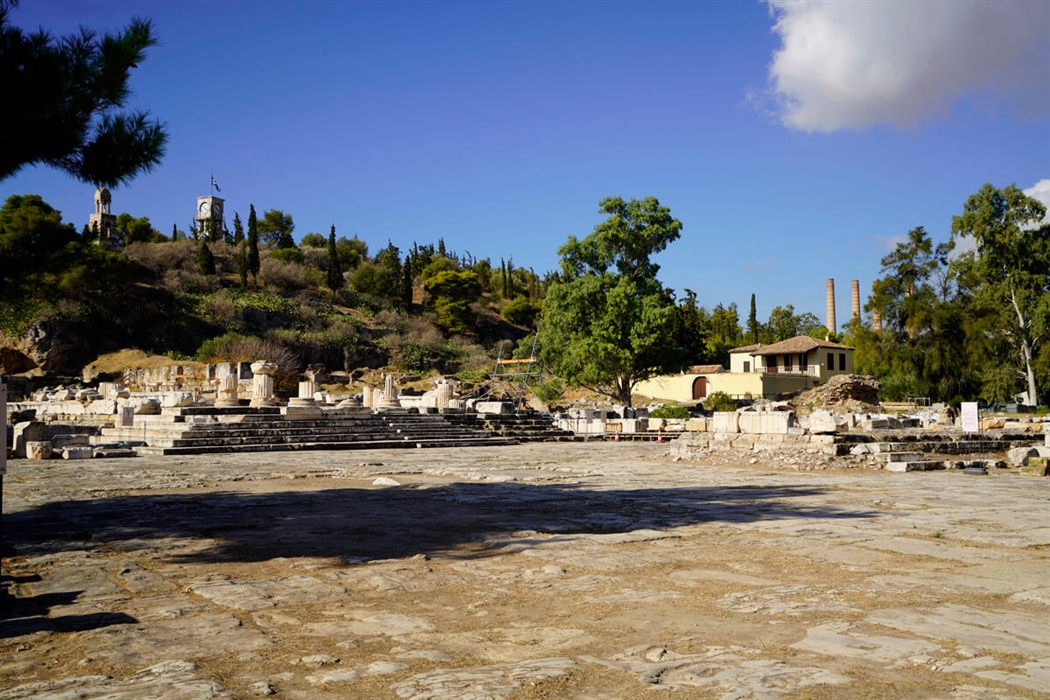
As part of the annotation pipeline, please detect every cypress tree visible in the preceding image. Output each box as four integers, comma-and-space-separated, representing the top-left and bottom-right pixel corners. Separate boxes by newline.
237, 244, 249, 289
326, 224, 343, 290
748, 293, 758, 344
197, 239, 215, 275
232, 212, 244, 244
247, 204, 260, 282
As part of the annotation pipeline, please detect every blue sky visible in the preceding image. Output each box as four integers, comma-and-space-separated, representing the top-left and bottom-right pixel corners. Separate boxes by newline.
4, 0, 1048, 325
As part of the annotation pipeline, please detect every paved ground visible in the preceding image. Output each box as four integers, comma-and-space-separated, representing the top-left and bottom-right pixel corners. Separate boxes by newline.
1, 443, 1048, 699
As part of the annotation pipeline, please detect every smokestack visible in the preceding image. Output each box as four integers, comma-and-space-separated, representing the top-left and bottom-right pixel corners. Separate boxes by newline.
825, 278, 836, 336
871, 280, 882, 332
851, 279, 860, 322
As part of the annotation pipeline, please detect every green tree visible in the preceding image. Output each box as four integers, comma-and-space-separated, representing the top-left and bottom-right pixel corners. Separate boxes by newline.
116, 212, 163, 243
236, 244, 249, 289
952, 184, 1049, 406
674, 289, 711, 366
502, 295, 540, 327
300, 232, 325, 248
197, 239, 215, 275
747, 293, 759, 344
424, 270, 482, 333
537, 196, 687, 406
337, 236, 367, 270
0, 193, 78, 304
231, 212, 244, 244
246, 204, 260, 283
0, 194, 130, 339
764, 304, 822, 342
258, 209, 295, 249
0, 4, 167, 186
326, 224, 343, 290
706, 302, 741, 367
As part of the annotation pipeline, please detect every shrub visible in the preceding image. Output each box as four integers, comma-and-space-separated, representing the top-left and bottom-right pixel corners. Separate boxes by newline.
194, 332, 300, 394
261, 255, 320, 291
649, 405, 690, 419
126, 239, 198, 278
534, 378, 565, 406
502, 295, 539, 327
269, 247, 304, 265
703, 391, 736, 412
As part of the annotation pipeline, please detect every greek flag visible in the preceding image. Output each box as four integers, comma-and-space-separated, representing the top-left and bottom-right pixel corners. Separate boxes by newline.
211, 176, 221, 192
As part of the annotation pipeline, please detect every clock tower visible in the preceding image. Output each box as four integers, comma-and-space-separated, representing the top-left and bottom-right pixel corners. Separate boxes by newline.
195, 195, 225, 238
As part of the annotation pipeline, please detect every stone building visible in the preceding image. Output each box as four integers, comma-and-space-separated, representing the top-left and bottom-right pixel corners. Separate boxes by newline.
635, 336, 856, 402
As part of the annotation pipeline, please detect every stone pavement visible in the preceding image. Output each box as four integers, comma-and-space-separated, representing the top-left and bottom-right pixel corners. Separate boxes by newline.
0, 443, 1047, 699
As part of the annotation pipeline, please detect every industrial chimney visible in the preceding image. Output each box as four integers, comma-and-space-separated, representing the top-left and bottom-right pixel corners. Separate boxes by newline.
851, 279, 860, 322
825, 278, 836, 336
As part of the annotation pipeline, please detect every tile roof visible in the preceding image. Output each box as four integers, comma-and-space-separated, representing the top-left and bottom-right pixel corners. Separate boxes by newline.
687, 364, 725, 374
730, 344, 764, 354
749, 336, 853, 356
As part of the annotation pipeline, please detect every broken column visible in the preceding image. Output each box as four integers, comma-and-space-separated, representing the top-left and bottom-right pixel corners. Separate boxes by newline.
215, 374, 240, 407
285, 377, 322, 418
375, 374, 401, 410
435, 380, 453, 409
249, 361, 278, 407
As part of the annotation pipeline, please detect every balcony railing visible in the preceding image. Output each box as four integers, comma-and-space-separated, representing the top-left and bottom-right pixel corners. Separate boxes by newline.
761, 366, 819, 376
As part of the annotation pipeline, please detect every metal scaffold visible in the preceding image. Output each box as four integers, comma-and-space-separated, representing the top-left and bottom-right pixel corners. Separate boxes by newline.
477, 338, 543, 407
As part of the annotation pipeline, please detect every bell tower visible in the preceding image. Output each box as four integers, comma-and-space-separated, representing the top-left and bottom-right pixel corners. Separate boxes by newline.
90, 187, 119, 250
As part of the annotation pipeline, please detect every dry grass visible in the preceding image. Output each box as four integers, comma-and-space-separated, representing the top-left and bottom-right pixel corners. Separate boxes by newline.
86, 349, 205, 374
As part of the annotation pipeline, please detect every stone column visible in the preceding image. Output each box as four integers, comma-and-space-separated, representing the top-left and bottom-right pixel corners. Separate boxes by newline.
375, 374, 401, 410
286, 377, 322, 417
249, 361, 278, 407
435, 381, 452, 409
362, 386, 372, 408
216, 375, 240, 407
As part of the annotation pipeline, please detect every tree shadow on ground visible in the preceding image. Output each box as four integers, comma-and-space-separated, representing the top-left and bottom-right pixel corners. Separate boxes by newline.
0, 586, 137, 638
7, 480, 877, 565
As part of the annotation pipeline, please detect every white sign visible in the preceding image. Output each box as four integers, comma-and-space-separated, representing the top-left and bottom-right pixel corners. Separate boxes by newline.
961, 402, 979, 433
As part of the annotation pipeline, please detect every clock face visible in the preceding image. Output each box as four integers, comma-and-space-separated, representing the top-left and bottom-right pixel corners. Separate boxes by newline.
199, 201, 211, 217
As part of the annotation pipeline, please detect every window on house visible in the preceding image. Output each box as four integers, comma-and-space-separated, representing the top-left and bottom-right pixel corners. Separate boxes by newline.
743, 361, 751, 373
827, 352, 834, 370
800, 354, 808, 371
839, 353, 846, 371
769, 356, 777, 369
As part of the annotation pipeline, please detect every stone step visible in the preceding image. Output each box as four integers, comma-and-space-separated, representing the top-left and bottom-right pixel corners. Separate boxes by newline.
885, 461, 945, 472
133, 435, 519, 456
881, 451, 926, 462
147, 429, 492, 448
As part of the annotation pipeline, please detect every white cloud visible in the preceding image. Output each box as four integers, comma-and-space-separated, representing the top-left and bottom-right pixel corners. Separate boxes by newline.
953, 178, 1048, 255
1023, 178, 1050, 226
762, 0, 1050, 132
872, 233, 907, 255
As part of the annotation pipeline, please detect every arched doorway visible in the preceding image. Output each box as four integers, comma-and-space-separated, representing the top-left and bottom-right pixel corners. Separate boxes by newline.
692, 376, 708, 401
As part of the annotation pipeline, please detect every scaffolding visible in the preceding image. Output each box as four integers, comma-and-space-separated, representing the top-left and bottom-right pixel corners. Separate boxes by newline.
477, 338, 543, 407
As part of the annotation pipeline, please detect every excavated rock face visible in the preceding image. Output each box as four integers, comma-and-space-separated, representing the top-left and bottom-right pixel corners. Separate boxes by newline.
0, 320, 81, 374
796, 374, 881, 409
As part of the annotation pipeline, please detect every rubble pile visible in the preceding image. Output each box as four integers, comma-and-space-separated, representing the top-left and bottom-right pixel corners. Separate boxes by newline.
794, 374, 880, 410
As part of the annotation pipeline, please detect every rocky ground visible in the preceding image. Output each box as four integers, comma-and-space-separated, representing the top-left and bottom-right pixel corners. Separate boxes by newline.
1, 442, 1048, 699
